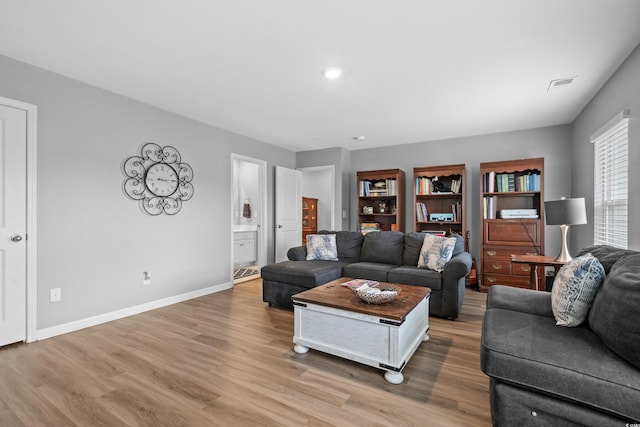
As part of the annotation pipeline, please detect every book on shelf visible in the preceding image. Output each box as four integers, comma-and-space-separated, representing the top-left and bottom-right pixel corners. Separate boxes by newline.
360, 179, 397, 196
415, 177, 431, 195
452, 201, 462, 222
483, 171, 540, 192
483, 196, 498, 219
415, 202, 429, 222
415, 175, 461, 195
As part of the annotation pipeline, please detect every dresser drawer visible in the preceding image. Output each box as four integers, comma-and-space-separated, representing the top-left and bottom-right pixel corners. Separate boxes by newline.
483, 260, 511, 275
483, 259, 532, 277
483, 246, 540, 261
482, 273, 531, 289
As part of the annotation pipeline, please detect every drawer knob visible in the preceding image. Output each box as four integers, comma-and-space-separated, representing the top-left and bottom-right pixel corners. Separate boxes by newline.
487, 251, 497, 256
487, 277, 497, 283
492, 264, 502, 270
521, 266, 531, 272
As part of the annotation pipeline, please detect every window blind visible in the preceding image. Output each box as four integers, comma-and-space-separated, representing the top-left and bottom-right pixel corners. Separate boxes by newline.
591, 110, 629, 249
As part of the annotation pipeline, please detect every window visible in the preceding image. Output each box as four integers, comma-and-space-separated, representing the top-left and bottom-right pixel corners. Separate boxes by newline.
591, 110, 629, 249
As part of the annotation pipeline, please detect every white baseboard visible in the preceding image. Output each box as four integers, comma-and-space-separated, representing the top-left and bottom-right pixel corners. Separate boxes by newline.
36, 281, 233, 341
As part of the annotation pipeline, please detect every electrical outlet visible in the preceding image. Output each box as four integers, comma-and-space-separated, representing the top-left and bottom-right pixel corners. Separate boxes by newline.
143, 271, 152, 285
50, 288, 61, 302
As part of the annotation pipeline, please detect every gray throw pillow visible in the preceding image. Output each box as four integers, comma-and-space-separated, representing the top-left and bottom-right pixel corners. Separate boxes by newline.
588, 252, 640, 370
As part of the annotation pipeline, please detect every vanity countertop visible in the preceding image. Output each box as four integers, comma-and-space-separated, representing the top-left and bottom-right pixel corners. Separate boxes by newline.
233, 224, 258, 232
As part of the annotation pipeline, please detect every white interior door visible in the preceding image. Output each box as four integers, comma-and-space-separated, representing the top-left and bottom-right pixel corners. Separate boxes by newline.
0, 104, 27, 346
275, 166, 302, 262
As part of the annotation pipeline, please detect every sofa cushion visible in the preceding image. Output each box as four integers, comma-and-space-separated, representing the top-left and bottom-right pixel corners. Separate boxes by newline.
305, 234, 338, 261
404, 232, 464, 266
319, 230, 363, 262
342, 262, 396, 282
588, 252, 640, 370
403, 232, 425, 266
551, 253, 605, 327
481, 307, 640, 421
260, 260, 348, 288
360, 231, 404, 266
486, 285, 553, 318
577, 245, 637, 274
417, 234, 457, 272
388, 266, 442, 290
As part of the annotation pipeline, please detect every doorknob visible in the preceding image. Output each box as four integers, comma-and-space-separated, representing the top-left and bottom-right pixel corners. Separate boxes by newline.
10, 235, 23, 242
276, 224, 283, 229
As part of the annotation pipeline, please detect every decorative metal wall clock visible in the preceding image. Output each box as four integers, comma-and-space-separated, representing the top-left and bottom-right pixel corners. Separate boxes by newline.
123, 143, 194, 215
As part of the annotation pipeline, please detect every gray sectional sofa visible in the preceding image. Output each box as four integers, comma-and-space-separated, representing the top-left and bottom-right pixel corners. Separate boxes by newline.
480, 245, 640, 425
261, 230, 472, 319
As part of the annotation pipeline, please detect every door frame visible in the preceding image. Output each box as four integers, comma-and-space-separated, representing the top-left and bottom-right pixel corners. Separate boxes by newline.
0, 96, 38, 343
230, 154, 268, 283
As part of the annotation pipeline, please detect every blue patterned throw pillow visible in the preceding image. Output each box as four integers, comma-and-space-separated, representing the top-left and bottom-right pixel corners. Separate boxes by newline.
306, 234, 339, 261
551, 253, 606, 327
417, 235, 457, 272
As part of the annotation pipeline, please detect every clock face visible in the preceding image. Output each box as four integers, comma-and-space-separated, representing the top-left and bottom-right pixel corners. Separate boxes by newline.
145, 163, 179, 196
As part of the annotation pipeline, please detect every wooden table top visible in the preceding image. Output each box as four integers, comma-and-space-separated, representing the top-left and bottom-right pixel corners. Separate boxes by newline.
291, 278, 431, 322
510, 254, 566, 267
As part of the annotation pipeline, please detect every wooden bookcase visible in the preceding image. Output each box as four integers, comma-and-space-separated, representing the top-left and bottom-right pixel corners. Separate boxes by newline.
302, 197, 317, 244
413, 164, 465, 235
480, 158, 544, 291
357, 169, 405, 233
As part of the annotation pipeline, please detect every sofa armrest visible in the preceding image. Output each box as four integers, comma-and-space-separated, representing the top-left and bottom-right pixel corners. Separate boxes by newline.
486, 285, 553, 318
287, 246, 307, 261
442, 251, 472, 281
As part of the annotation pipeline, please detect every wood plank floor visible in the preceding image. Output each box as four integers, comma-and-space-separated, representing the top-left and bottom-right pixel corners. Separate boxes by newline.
0, 281, 491, 426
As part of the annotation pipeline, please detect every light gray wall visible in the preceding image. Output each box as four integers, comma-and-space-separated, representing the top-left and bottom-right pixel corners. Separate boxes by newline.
572, 43, 640, 251
349, 125, 573, 260
0, 55, 294, 330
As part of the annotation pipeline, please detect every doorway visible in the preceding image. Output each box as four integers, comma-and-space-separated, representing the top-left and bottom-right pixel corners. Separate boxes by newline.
230, 154, 267, 284
299, 165, 336, 233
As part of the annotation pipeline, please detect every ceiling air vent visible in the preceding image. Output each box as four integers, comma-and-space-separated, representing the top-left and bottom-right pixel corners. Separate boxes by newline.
547, 76, 577, 92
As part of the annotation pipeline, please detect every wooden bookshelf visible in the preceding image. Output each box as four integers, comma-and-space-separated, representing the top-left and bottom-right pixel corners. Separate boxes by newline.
480, 158, 545, 291
413, 164, 465, 236
357, 169, 405, 232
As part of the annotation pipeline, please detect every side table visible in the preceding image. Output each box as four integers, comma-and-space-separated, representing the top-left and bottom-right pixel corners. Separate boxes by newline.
510, 255, 566, 291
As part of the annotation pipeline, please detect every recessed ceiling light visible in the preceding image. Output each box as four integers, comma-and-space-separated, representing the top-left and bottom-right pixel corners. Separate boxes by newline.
323, 67, 343, 79
352, 136, 365, 140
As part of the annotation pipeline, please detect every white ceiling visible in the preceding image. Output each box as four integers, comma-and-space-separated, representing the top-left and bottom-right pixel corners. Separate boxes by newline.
1, 1, 640, 152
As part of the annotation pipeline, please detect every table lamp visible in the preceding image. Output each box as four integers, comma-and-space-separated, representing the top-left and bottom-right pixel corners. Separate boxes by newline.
544, 197, 587, 262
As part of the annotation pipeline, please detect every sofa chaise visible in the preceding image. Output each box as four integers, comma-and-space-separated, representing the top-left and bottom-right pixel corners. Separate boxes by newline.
261, 230, 472, 319
480, 245, 640, 425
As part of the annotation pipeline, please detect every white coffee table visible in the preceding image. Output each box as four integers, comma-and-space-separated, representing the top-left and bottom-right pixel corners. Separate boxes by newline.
291, 278, 430, 384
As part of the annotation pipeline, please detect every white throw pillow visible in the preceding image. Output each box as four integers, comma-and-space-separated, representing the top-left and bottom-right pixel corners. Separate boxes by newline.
417, 235, 457, 272
551, 253, 606, 327
305, 234, 339, 261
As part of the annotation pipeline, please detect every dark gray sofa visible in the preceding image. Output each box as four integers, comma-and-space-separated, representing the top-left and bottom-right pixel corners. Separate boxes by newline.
480, 245, 640, 425
261, 230, 472, 319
